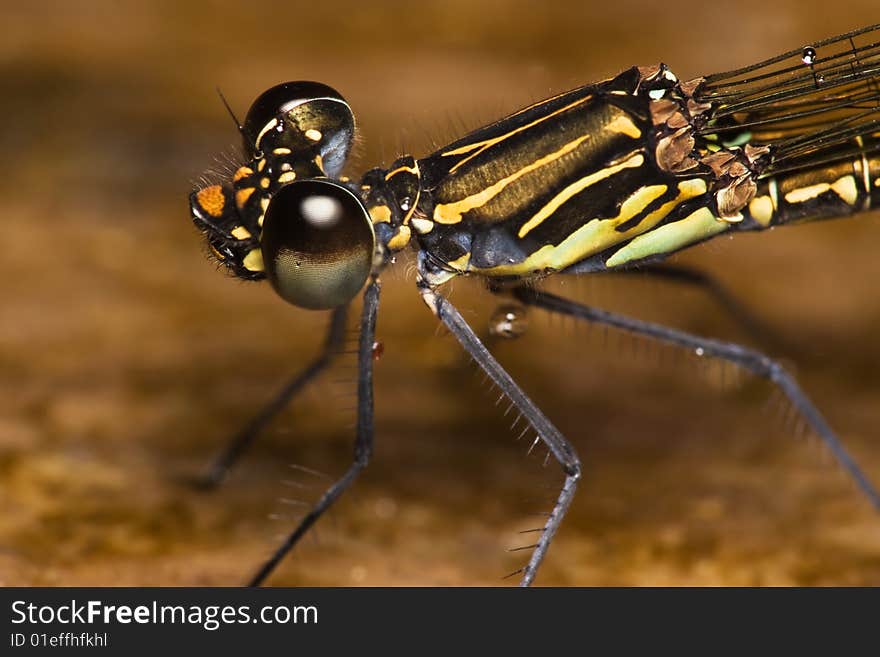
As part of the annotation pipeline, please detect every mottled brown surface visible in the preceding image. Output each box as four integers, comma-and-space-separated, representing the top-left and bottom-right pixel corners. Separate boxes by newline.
2, 1, 880, 586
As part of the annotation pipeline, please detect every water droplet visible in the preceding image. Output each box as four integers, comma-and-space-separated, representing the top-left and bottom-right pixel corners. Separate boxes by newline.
372, 340, 384, 361
489, 304, 528, 339
816, 74, 825, 84
802, 46, 816, 65
399, 196, 412, 211
695, 347, 705, 357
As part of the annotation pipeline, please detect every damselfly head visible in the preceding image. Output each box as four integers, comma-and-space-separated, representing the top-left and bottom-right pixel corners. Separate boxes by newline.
242, 81, 355, 177
260, 179, 375, 310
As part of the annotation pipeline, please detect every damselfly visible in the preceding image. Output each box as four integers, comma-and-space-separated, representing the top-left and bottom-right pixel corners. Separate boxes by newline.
189, 24, 880, 585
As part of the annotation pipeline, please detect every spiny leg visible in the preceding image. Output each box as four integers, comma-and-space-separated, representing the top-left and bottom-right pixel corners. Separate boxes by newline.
248, 281, 379, 586
199, 306, 349, 488
513, 285, 880, 510
618, 264, 784, 350
419, 281, 581, 586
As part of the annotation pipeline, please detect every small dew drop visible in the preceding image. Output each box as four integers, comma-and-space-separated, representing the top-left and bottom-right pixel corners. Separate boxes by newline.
489, 303, 529, 339
372, 340, 385, 361
399, 196, 412, 211
695, 347, 705, 357
816, 74, 825, 84
802, 46, 816, 65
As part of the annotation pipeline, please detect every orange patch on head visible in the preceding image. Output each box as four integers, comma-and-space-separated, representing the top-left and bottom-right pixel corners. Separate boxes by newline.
233, 166, 254, 182
196, 185, 226, 217
235, 187, 255, 209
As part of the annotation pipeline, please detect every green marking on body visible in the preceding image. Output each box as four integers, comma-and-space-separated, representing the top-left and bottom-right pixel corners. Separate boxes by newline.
605, 207, 729, 267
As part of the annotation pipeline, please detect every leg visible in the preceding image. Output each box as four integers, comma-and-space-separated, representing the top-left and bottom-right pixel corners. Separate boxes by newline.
621, 263, 783, 349
199, 305, 349, 488
513, 285, 880, 509
419, 278, 581, 586
248, 281, 379, 586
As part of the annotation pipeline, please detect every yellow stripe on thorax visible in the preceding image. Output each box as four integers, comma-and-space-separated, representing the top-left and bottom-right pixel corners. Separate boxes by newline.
475, 178, 706, 277
441, 95, 594, 174
605, 206, 728, 268
518, 153, 645, 238
432, 134, 591, 225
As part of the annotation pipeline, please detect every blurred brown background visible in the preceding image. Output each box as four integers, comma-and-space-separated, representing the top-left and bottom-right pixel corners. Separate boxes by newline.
2, 1, 879, 586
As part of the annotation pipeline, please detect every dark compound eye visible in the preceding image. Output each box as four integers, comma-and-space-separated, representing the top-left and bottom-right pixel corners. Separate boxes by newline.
242, 81, 355, 177
260, 180, 375, 310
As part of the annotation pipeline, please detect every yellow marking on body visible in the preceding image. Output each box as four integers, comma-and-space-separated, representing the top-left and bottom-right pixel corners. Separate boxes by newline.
260, 177, 270, 189
784, 182, 830, 204
831, 175, 858, 205
748, 195, 774, 226
257, 158, 266, 172
369, 205, 392, 223
243, 248, 264, 272
305, 129, 322, 141
517, 153, 645, 238
278, 171, 297, 184
603, 184, 669, 227
231, 226, 252, 240
273, 147, 292, 155
476, 180, 703, 276
445, 253, 471, 272
235, 187, 255, 209
442, 95, 596, 174
677, 178, 707, 196
233, 166, 253, 182
255, 118, 278, 148
196, 185, 226, 217
314, 155, 324, 173
433, 134, 592, 225
507, 92, 590, 121
259, 198, 269, 226
402, 190, 421, 225
768, 178, 779, 209
784, 176, 858, 205
605, 114, 641, 139
384, 164, 419, 180
606, 207, 729, 268
387, 225, 411, 250
411, 217, 434, 234
209, 244, 226, 261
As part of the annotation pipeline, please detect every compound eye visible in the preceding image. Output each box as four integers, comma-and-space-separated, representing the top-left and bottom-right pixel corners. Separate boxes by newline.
242, 81, 355, 177
261, 180, 375, 310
